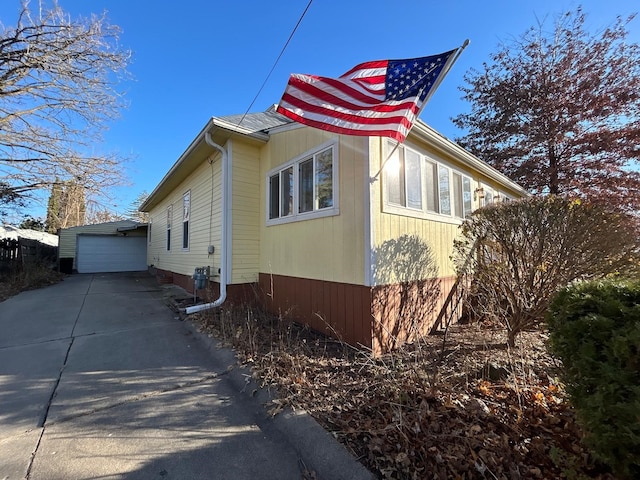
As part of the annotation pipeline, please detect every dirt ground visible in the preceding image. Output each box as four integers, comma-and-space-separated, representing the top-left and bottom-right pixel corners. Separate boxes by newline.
187, 305, 616, 480
0, 264, 64, 302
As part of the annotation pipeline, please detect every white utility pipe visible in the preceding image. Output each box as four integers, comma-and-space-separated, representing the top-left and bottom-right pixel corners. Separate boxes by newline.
185, 132, 228, 314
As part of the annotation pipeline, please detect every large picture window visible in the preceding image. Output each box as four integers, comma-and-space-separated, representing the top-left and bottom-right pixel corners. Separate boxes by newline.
384, 142, 474, 221
267, 142, 338, 224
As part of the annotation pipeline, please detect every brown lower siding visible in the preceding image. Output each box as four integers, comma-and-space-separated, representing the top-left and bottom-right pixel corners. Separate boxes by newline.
259, 273, 457, 355
153, 267, 456, 356
371, 275, 456, 354
152, 268, 257, 305
259, 273, 375, 351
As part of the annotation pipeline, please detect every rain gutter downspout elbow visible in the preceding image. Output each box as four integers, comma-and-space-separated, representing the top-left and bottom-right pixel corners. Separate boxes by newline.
185, 132, 228, 314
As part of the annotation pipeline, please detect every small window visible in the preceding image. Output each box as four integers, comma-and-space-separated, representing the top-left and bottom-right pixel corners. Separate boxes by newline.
386, 146, 404, 206
405, 149, 422, 210
182, 191, 190, 250
269, 174, 280, 219
166, 205, 172, 251
315, 148, 333, 209
299, 159, 314, 213
281, 167, 293, 216
425, 160, 438, 213
453, 172, 473, 218
438, 165, 451, 215
269, 167, 294, 219
482, 185, 496, 207
384, 143, 421, 210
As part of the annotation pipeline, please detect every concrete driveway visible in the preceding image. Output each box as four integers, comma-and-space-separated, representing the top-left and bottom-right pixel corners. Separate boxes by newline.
0, 273, 372, 480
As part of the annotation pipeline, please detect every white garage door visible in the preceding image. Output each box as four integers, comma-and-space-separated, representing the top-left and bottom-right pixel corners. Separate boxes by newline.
77, 235, 148, 273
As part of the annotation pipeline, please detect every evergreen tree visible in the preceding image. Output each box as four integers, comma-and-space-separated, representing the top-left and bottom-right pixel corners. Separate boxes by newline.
125, 191, 149, 223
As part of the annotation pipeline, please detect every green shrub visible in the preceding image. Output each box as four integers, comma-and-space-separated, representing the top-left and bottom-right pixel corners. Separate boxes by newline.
547, 279, 640, 478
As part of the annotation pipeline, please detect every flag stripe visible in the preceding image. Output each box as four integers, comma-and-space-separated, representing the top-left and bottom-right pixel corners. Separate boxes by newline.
284, 77, 421, 114
277, 48, 459, 142
276, 106, 409, 142
340, 59, 389, 78
279, 93, 417, 129
288, 74, 386, 105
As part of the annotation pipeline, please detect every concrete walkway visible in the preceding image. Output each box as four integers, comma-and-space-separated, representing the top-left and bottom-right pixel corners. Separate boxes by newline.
0, 273, 373, 480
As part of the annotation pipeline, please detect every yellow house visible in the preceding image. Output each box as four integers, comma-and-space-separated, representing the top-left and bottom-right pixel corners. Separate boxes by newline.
140, 106, 527, 354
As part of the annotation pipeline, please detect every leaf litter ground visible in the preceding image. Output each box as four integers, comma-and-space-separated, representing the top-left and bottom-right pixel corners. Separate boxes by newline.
188, 305, 616, 480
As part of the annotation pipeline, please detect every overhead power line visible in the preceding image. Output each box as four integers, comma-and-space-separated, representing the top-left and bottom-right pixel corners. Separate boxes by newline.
237, 0, 313, 127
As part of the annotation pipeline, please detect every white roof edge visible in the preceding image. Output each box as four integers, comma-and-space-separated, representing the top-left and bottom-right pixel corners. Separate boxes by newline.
211, 117, 271, 140
411, 120, 529, 196
266, 121, 304, 135
141, 117, 270, 211
62, 219, 141, 231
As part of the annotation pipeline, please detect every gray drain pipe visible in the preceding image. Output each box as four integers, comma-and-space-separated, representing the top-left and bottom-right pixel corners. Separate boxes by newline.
185, 132, 228, 314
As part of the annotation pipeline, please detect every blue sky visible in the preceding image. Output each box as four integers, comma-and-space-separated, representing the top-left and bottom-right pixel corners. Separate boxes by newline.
1, 0, 638, 219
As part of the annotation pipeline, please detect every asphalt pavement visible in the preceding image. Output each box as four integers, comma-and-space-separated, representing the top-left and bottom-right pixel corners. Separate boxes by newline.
0, 272, 373, 480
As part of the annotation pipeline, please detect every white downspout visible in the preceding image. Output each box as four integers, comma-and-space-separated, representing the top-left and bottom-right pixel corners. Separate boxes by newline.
185, 132, 229, 314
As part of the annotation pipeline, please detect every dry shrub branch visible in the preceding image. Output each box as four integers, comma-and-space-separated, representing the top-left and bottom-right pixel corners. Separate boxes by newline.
190, 304, 615, 479
454, 196, 640, 347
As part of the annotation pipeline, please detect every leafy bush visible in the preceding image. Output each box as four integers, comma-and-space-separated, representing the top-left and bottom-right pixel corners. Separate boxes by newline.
454, 196, 640, 346
547, 279, 640, 478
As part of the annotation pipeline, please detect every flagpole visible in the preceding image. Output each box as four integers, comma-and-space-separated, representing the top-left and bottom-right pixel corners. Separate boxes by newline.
369, 139, 400, 184
418, 39, 470, 114
369, 40, 470, 184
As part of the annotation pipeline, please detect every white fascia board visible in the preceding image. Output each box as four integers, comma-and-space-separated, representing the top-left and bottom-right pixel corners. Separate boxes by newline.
410, 120, 530, 197
141, 117, 269, 212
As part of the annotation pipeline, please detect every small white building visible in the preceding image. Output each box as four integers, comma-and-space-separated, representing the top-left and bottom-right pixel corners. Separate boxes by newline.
58, 221, 147, 273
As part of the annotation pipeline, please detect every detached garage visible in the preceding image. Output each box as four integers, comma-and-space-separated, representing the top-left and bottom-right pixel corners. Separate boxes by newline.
59, 221, 148, 273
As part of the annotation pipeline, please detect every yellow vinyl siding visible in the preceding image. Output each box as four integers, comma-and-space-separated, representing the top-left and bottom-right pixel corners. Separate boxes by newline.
259, 127, 367, 285
146, 141, 261, 286
147, 153, 222, 278
369, 137, 525, 280
231, 141, 261, 284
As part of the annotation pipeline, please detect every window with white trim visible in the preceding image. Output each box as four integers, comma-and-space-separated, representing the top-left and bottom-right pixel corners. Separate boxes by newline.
483, 185, 495, 206
387, 146, 422, 210
453, 172, 473, 218
182, 191, 190, 250
384, 141, 474, 221
267, 142, 338, 224
166, 205, 172, 251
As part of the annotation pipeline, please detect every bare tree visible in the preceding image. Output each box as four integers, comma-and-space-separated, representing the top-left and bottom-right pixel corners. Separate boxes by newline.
84, 204, 124, 225
0, 1, 131, 208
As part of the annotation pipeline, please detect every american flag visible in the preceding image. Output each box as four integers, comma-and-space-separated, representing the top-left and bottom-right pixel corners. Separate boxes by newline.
276, 49, 458, 143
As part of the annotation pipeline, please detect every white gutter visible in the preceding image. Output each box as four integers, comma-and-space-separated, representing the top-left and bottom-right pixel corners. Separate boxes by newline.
185, 132, 229, 314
